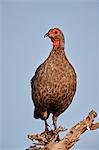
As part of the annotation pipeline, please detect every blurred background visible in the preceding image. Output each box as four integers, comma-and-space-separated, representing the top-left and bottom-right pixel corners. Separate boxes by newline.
0, 0, 99, 150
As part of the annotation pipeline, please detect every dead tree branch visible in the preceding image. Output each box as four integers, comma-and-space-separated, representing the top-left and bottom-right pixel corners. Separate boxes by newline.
27, 110, 99, 150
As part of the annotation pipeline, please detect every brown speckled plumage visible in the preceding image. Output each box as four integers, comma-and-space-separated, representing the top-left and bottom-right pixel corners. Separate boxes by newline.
31, 28, 77, 131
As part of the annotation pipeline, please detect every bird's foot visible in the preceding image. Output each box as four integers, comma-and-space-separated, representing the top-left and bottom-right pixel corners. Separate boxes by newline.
53, 126, 67, 141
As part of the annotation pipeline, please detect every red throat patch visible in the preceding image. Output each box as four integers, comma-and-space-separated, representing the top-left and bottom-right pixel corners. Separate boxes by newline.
51, 39, 60, 48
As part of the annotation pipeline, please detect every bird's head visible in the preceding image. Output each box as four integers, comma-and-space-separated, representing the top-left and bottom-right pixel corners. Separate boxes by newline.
44, 28, 65, 49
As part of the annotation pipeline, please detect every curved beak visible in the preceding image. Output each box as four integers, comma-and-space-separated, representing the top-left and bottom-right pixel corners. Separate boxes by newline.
44, 32, 49, 38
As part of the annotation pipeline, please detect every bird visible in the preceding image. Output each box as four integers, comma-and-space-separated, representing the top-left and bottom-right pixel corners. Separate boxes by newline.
31, 28, 77, 133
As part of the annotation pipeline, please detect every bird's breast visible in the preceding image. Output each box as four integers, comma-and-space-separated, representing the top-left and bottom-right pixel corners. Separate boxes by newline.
34, 59, 76, 99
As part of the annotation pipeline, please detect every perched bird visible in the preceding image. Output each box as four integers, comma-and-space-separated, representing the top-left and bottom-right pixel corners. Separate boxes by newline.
31, 28, 77, 132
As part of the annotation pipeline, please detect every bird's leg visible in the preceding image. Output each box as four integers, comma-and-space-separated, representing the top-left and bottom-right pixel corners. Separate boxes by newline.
41, 111, 50, 134
52, 114, 58, 130
41, 119, 50, 135
52, 114, 60, 141
45, 119, 50, 133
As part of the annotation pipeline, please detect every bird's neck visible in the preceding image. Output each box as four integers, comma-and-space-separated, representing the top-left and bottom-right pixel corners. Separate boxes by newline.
51, 38, 65, 56
51, 38, 65, 50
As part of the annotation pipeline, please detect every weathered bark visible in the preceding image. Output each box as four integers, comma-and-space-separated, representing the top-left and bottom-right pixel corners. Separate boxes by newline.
27, 110, 99, 150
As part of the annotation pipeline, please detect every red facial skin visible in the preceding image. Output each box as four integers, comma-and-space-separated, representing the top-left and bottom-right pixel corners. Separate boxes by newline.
48, 29, 60, 49
51, 38, 60, 49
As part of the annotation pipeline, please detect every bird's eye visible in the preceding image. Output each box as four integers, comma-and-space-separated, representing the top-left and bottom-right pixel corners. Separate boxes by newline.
55, 31, 58, 34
